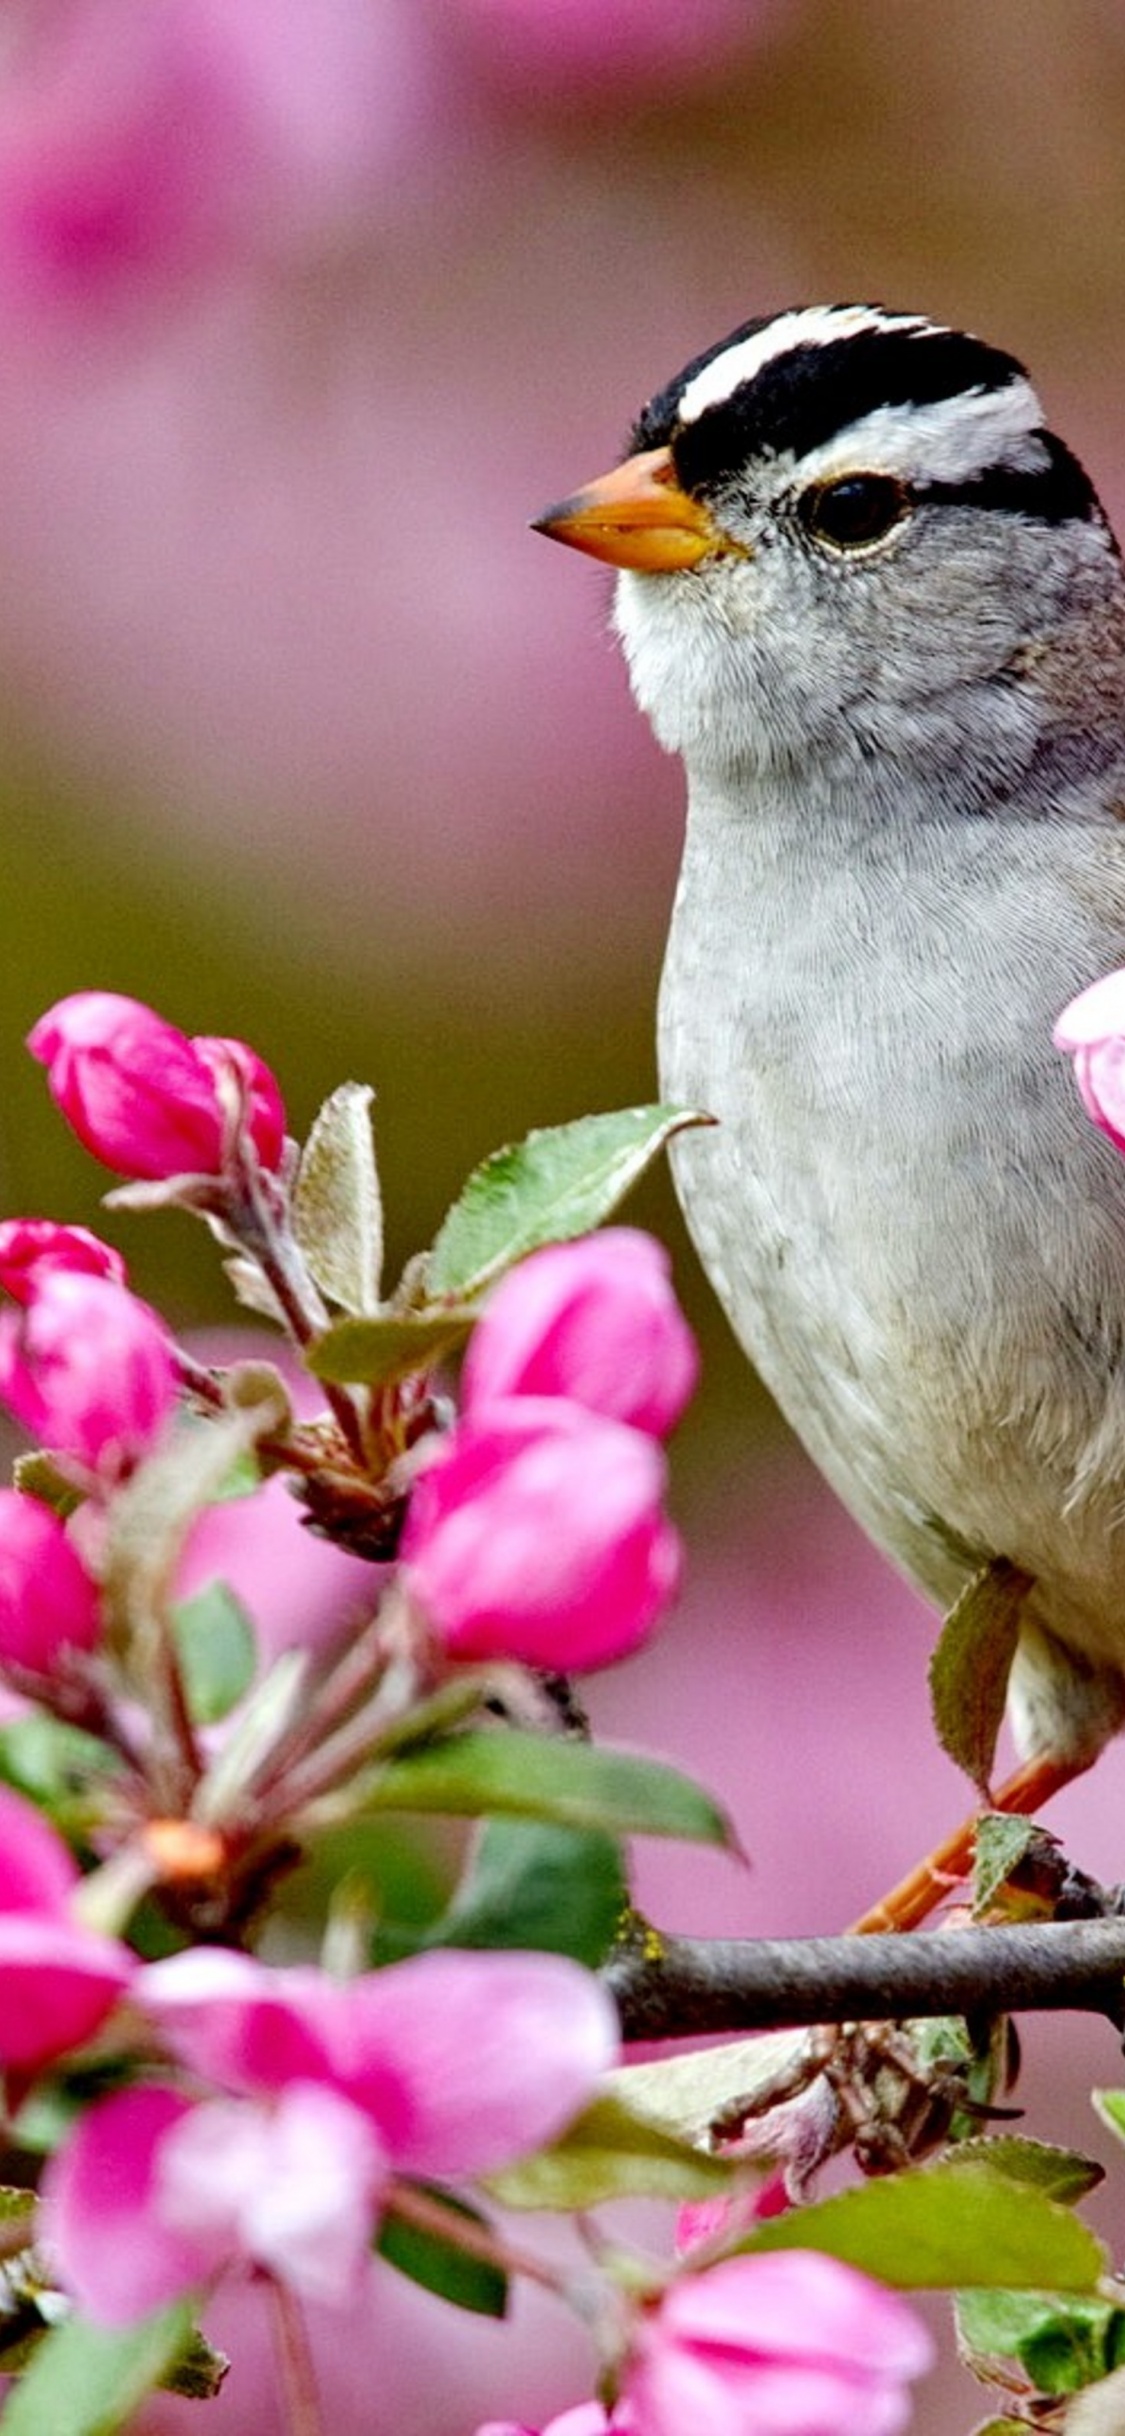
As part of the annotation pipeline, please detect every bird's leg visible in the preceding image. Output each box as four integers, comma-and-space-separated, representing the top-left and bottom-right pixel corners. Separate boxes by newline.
848, 1752, 1089, 1935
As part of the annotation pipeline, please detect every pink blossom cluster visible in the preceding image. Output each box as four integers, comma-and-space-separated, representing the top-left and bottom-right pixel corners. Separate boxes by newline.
0, 1774, 616, 2317
0, 987, 939, 2436
5, 989, 692, 1683
402, 1229, 697, 1669
0, 1773, 932, 2436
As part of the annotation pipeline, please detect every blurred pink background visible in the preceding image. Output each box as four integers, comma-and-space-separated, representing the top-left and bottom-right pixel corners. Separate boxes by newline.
0, 3, 1123, 2430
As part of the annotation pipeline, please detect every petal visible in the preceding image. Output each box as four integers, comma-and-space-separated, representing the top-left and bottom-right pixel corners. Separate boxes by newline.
658, 2252, 933, 2380
1053, 968, 1125, 1048
338, 1949, 618, 2175
0, 1915, 132, 2067
158, 2082, 386, 2305
41, 2085, 220, 2324
0, 1783, 79, 1912
139, 1949, 339, 2093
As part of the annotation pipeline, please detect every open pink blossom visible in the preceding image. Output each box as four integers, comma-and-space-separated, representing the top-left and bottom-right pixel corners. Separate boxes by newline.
47, 1945, 617, 2322
625, 2250, 933, 2436
28, 991, 286, 1180
0, 1219, 126, 1303
401, 1398, 681, 1669
1055, 969, 1125, 1155
0, 1784, 134, 2070
138, 1944, 618, 2170
462, 1230, 698, 1438
0, 1268, 176, 1482
0, 1488, 101, 1674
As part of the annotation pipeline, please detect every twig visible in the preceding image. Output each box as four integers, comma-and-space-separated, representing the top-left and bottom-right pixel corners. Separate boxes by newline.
606, 1918, 1125, 2042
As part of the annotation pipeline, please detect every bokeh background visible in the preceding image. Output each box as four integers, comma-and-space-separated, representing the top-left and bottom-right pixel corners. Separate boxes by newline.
3, 3, 1125, 2429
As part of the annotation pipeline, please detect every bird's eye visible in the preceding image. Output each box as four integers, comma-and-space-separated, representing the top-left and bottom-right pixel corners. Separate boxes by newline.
799, 474, 910, 553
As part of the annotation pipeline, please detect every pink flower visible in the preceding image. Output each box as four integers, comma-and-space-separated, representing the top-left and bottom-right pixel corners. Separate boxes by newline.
0, 1783, 134, 2070
0, 1488, 101, 1674
0, 1218, 126, 1303
138, 1946, 617, 2171
462, 1231, 698, 1438
45, 1945, 617, 2322
42, 2080, 390, 2322
401, 1398, 682, 1669
0, 1268, 176, 1482
28, 991, 286, 1180
625, 2251, 932, 2436
1054, 969, 1125, 1154
0, 0, 449, 307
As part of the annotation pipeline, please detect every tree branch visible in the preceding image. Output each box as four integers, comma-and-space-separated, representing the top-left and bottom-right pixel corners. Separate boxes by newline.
606, 1919, 1125, 2042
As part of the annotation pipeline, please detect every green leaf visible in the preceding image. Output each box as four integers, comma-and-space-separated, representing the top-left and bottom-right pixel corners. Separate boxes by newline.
0, 1715, 116, 1825
170, 1580, 257, 1725
1093, 2089, 1125, 2146
0, 2301, 198, 2436
307, 1307, 475, 1387
969, 2423, 1036, 2435
293, 1082, 383, 1314
604, 2031, 811, 2153
378, 2191, 507, 2318
957, 2288, 1125, 2395
489, 2091, 734, 2209
972, 1813, 1041, 1916
928, 1560, 1030, 1792
426, 1105, 713, 1299
429, 1818, 627, 1966
742, 2160, 1105, 2291
103, 1401, 287, 1684
950, 2135, 1103, 2206
342, 1730, 733, 1846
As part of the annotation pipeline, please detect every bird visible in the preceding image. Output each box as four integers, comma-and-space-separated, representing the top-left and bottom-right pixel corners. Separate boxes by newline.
534, 303, 1125, 1892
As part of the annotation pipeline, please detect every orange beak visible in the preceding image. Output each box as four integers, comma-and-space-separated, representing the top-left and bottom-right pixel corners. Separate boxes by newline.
532, 444, 741, 573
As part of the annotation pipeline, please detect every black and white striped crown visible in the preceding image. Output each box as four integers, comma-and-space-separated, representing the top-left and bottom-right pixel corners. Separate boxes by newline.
630, 304, 1099, 527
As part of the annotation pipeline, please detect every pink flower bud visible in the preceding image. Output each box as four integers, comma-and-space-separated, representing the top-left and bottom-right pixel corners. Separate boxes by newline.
1054, 969, 1125, 1154
28, 991, 286, 1180
0, 1218, 127, 1304
626, 2251, 933, 2436
0, 1488, 100, 1673
463, 1230, 698, 1438
401, 1398, 681, 1669
0, 1269, 176, 1482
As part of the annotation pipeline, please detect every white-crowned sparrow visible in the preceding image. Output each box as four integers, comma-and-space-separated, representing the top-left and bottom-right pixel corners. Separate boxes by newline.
536, 302, 1125, 1787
